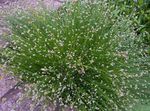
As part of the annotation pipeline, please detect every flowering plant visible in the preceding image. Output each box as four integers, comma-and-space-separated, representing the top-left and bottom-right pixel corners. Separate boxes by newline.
1, 0, 148, 110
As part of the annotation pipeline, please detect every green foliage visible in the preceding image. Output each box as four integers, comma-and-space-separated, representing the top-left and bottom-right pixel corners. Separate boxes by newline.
1, 0, 148, 110
113, 0, 150, 45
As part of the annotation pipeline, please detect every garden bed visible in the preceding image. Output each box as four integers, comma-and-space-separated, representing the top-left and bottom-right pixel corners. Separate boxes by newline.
0, 0, 149, 111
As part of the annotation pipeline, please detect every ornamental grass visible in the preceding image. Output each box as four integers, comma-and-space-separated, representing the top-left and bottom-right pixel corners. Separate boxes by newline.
1, 0, 149, 110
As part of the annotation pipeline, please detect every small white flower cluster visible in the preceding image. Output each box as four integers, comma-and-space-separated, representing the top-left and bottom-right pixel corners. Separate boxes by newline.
2, 0, 149, 110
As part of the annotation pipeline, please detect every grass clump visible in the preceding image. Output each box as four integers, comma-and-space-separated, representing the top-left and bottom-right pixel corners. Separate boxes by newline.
1, 0, 148, 110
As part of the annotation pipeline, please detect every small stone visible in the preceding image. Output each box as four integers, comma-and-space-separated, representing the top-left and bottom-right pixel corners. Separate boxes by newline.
1, 97, 7, 103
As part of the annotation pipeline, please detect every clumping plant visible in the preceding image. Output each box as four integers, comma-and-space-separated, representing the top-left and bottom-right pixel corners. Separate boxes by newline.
1, 0, 149, 110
